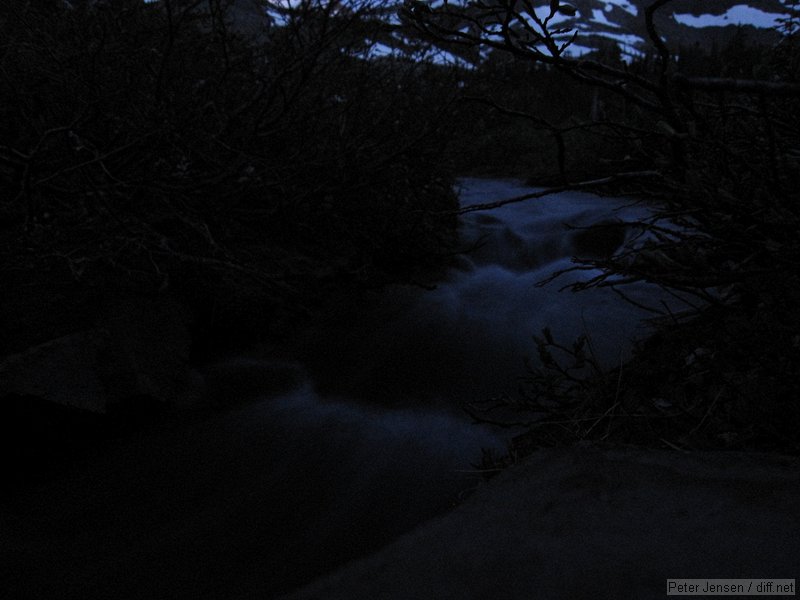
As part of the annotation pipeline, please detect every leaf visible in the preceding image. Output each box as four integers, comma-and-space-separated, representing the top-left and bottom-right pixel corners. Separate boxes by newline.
655, 120, 677, 137
550, 0, 560, 14
558, 4, 577, 16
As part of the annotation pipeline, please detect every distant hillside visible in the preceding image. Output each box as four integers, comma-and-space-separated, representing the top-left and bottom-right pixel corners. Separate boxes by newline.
551, 0, 789, 57
204, 0, 793, 63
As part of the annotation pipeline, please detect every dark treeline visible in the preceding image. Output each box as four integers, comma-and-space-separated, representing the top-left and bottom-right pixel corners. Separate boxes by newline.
448, 28, 799, 182
0, 0, 461, 352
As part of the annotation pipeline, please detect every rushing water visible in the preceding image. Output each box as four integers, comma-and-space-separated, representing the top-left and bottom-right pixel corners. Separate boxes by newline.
297, 177, 676, 405
4, 178, 688, 599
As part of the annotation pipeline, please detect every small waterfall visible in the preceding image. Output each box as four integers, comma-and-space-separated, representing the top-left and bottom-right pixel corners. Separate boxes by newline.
299, 177, 684, 406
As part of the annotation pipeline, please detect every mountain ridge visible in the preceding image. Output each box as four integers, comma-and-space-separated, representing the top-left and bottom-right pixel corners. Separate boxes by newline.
558, 0, 790, 57
356, 0, 793, 64
216, 0, 794, 64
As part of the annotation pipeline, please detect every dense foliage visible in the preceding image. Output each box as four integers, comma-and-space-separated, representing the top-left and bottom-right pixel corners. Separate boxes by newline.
0, 0, 460, 340
408, 0, 800, 454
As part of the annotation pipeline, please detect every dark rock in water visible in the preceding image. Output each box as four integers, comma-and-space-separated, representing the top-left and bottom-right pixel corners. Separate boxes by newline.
473, 213, 502, 226
463, 226, 542, 272
0, 288, 206, 487
0, 331, 110, 413
203, 358, 304, 407
0, 269, 97, 357
0, 295, 201, 414
571, 220, 627, 259
0, 273, 208, 486
97, 295, 202, 410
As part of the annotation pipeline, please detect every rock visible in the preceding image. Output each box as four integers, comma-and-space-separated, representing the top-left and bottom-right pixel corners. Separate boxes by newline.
281, 445, 800, 600
1, 293, 203, 414
97, 295, 201, 410
0, 291, 205, 486
571, 220, 627, 259
203, 357, 304, 407
0, 331, 109, 413
0, 268, 96, 357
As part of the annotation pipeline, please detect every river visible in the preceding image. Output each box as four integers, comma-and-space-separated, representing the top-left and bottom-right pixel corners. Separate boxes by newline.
2, 178, 687, 599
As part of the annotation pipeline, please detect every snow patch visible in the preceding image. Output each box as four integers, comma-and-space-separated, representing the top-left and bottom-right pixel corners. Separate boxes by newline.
592, 8, 616, 27
602, 0, 638, 17
562, 43, 595, 57
358, 41, 398, 59
592, 30, 644, 48
674, 5, 784, 29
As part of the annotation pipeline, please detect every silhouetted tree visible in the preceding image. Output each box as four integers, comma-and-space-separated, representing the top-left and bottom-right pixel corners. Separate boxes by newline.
0, 0, 461, 318
405, 0, 800, 452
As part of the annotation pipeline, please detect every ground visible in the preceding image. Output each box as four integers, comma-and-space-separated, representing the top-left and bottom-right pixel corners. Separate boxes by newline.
282, 444, 800, 600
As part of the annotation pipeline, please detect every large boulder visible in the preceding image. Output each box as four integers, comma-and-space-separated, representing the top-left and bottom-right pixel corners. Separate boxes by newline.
0, 294, 202, 414
282, 445, 800, 600
571, 219, 628, 259
0, 331, 109, 413
1, 282, 204, 483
